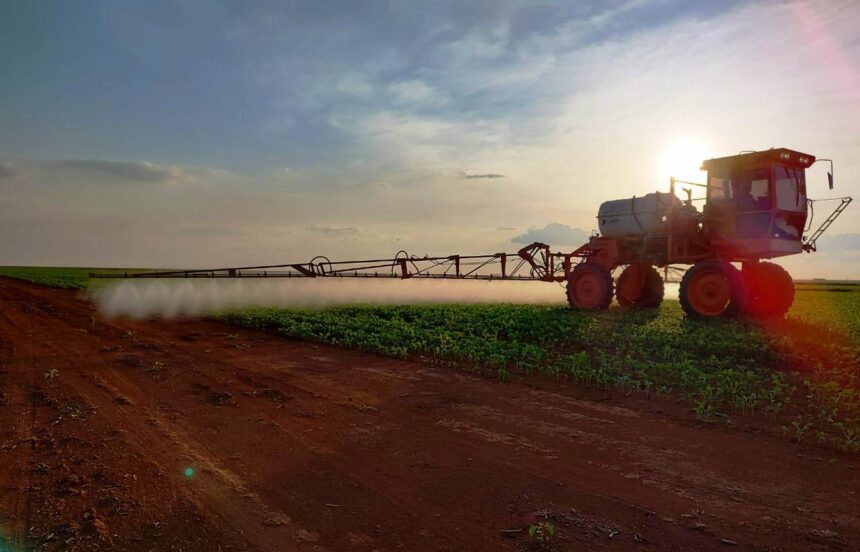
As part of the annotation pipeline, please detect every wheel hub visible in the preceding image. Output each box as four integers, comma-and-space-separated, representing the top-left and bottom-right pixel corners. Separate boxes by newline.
689, 272, 730, 316
574, 275, 600, 307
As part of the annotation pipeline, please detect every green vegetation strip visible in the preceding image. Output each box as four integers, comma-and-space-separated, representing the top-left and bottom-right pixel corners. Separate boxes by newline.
221, 292, 860, 452
0, 266, 146, 290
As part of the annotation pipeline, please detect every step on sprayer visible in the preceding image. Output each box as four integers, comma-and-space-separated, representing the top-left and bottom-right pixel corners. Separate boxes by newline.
93, 148, 852, 319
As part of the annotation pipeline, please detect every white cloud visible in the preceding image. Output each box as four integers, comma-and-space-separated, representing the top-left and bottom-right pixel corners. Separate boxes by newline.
336, 73, 375, 99
0, 160, 21, 179
55, 159, 185, 183
819, 233, 860, 251
511, 223, 587, 246
435, 21, 509, 64
461, 171, 505, 180
305, 224, 360, 237
335, 110, 509, 168
387, 79, 448, 106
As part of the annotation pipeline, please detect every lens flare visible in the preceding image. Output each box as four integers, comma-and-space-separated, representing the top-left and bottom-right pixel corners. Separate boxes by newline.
658, 138, 709, 185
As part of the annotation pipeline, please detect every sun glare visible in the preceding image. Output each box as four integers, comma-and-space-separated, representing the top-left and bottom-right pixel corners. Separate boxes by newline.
657, 138, 710, 187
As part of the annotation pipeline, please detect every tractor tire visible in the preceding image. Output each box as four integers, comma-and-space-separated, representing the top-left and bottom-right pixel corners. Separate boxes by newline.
567, 263, 613, 311
615, 263, 664, 309
743, 262, 794, 318
679, 259, 747, 318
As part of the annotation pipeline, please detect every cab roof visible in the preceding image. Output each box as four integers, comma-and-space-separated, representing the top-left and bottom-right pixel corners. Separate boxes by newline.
701, 148, 815, 172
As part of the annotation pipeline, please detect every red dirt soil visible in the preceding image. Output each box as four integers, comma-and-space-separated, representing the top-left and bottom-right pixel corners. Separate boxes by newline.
0, 277, 857, 551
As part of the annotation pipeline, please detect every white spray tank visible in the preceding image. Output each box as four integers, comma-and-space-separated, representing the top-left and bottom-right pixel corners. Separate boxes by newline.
597, 192, 678, 237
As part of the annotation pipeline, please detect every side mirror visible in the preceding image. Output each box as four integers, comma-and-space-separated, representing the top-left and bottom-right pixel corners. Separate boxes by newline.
828, 172, 833, 189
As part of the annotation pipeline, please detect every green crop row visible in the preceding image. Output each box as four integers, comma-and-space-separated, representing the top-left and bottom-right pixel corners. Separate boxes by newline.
0, 266, 146, 289
221, 290, 860, 452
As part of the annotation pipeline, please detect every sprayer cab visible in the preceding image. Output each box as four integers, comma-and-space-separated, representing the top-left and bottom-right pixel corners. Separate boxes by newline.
700, 148, 814, 260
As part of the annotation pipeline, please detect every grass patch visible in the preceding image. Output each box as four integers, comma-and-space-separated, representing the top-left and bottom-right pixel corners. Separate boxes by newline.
220, 287, 860, 452
0, 266, 146, 289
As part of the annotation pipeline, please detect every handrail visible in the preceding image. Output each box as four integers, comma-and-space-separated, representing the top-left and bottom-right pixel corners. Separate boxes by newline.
803, 196, 853, 252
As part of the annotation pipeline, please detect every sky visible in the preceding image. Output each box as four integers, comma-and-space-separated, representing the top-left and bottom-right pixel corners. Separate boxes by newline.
1, 0, 858, 278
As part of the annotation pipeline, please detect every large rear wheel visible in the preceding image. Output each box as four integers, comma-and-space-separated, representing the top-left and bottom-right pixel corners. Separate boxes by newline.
743, 262, 794, 317
615, 263, 664, 309
679, 259, 746, 318
567, 263, 613, 310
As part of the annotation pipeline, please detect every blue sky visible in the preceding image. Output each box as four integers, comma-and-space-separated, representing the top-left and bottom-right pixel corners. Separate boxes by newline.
1, 0, 858, 277
1, 1, 742, 170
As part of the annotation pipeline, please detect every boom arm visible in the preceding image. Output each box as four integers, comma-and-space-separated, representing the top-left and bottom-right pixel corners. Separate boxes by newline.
90, 242, 581, 282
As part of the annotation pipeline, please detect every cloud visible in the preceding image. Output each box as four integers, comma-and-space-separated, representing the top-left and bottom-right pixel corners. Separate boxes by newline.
305, 224, 359, 237
818, 233, 860, 251
336, 73, 375, 99
462, 172, 505, 180
387, 79, 448, 106
336, 111, 509, 168
180, 225, 245, 237
55, 159, 184, 183
511, 223, 587, 246
0, 161, 21, 179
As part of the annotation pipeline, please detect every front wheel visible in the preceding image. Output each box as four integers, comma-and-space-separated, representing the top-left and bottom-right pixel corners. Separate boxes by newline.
567, 263, 613, 310
679, 259, 747, 318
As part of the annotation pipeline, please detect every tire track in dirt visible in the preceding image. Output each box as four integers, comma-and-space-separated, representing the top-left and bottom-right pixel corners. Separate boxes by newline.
0, 293, 318, 551
0, 304, 45, 545
2, 285, 520, 550
130, 329, 858, 550
89, 320, 860, 548
84, 331, 518, 550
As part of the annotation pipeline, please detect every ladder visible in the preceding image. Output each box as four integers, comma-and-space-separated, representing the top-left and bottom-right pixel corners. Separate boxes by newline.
803, 196, 853, 252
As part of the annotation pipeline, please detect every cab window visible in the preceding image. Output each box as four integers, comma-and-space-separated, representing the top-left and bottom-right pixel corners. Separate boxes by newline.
774, 165, 806, 211
708, 176, 732, 200
734, 168, 771, 212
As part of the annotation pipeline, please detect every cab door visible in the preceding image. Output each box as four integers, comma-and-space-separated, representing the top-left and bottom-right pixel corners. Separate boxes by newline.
733, 167, 772, 240
772, 164, 807, 241
702, 171, 736, 238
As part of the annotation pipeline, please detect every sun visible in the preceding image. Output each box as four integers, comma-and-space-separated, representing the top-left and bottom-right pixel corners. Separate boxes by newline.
657, 138, 710, 186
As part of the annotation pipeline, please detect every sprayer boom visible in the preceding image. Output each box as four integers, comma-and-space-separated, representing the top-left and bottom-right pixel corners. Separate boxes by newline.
90, 242, 578, 283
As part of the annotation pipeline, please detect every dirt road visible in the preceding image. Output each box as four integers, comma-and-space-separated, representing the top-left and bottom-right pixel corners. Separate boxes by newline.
0, 277, 857, 551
